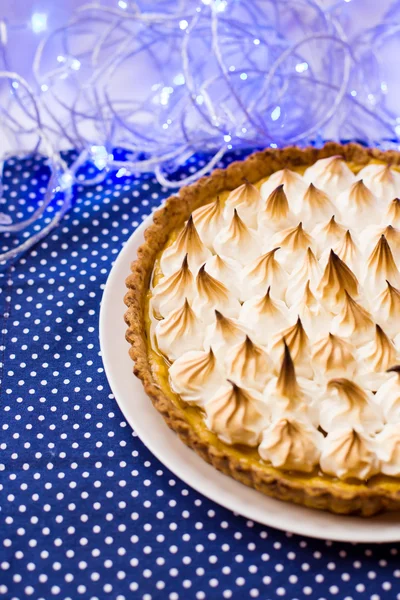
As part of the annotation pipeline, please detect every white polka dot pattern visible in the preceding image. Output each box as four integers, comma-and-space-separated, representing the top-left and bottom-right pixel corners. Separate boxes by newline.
0, 150, 400, 600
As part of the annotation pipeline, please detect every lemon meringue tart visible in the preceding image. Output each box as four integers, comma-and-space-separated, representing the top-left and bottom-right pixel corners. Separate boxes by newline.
125, 143, 400, 516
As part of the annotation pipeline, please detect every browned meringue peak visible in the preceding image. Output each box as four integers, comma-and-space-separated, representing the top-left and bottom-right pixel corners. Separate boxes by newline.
276, 341, 301, 399
240, 247, 288, 301
299, 183, 336, 228
331, 290, 375, 346
272, 221, 313, 253
304, 155, 355, 195
225, 180, 261, 228
151, 254, 194, 318
205, 380, 268, 446
364, 234, 400, 292
270, 222, 315, 271
193, 265, 240, 323
319, 378, 382, 434
155, 298, 205, 361
191, 196, 225, 250
226, 335, 273, 391
311, 333, 357, 381
312, 215, 347, 253
317, 249, 359, 309
334, 230, 361, 276
374, 281, 400, 337
263, 342, 320, 426
269, 318, 312, 378
169, 347, 224, 407
259, 184, 295, 232
160, 215, 211, 276
385, 198, 400, 228
203, 310, 250, 358
239, 287, 290, 345
258, 417, 323, 473
214, 208, 261, 265
320, 428, 379, 480
285, 247, 321, 304
358, 325, 398, 374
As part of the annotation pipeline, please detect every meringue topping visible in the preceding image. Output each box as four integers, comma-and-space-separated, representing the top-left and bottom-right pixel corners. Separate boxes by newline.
259, 185, 295, 232
289, 281, 332, 340
239, 287, 291, 346
240, 247, 288, 302
304, 155, 355, 195
205, 380, 268, 446
151, 254, 195, 318
258, 418, 323, 473
285, 247, 322, 306
375, 424, 400, 476
331, 291, 375, 346
298, 183, 336, 228
155, 299, 205, 361
363, 234, 400, 294
204, 254, 241, 297
374, 281, 400, 336
312, 215, 347, 256
357, 163, 400, 201
160, 215, 212, 276
317, 250, 359, 310
263, 343, 318, 425
269, 318, 312, 378
225, 336, 273, 391
214, 209, 261, 266
154, 156, 400, 476
357, 325, 398, 391
318, 378, 382, 434
336, 179, 379, 232
203, 311, 250, 359
269, 222, 314, 271
169, 348, 225, 406
320, 428, 379, 480
224, 180, 261, 228
374, 367, 400, 424
192, 264, 240, 323
260, 168, 308, 213
384, 198, 400, 228
334, 230, 361, 277
311, 333, 357, 383
192, 196, 226, 250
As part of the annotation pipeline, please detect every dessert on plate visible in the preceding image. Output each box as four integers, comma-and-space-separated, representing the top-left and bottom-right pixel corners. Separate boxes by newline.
125, 143, 400, 516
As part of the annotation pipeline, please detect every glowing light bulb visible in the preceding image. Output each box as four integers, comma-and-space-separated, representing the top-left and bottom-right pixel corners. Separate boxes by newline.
271, 106, 281, 121
118, 0, 128, 8
91, 146, 109, 171
31, 13, 48, 34
179, 20, 188, 30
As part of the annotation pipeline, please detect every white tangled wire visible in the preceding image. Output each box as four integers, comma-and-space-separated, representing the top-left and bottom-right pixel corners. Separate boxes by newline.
0, 0, 399, 262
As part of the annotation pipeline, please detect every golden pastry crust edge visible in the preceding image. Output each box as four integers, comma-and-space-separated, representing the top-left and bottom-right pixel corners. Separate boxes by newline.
124, 142, 400, 517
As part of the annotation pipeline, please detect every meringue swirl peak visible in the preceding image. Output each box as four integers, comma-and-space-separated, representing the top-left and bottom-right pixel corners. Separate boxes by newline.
320, 428, 379, 480
365, 234, 400, 291
226, 335, 272, 391
240, 247, 288, 301
192, 196, 225, 249
160, 214, 211, 275
317, 249, 359, 307
152, 253, 194, 317
331, 290, 375, 345
276, 341, 300, 398
311, 333, 357, 381
385, 197, 400, 228
155, 298, 204, 360
300, 183, 336, 227
205, 380, 267, 446
214, 208, 260, 265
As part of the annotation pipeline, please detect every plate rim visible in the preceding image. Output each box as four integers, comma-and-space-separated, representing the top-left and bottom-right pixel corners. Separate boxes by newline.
99, 213, 400, 543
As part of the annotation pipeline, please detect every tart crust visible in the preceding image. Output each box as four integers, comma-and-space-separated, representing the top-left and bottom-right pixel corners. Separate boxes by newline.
125, 142, 400, 516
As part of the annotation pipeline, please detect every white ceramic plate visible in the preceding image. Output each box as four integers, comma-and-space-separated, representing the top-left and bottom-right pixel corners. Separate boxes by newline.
100, 213, 400, 543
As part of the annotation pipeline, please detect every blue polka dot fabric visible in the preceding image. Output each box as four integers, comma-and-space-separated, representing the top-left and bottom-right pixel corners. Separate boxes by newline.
1, 150, 400, 600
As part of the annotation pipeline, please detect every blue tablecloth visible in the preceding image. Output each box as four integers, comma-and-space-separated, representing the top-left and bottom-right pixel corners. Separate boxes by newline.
0, 151, 399, 600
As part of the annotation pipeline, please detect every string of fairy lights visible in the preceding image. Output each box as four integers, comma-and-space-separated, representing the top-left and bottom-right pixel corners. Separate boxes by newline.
0, 0, 399, 262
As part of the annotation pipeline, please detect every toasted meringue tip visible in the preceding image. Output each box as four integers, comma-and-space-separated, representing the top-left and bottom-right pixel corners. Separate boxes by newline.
187, 214, 194, 225
181, 253, 189, 268
386, 365, 400, 375
215, 309, 223, 319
